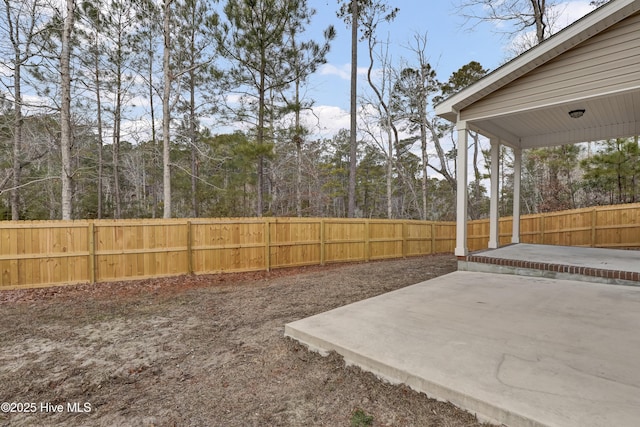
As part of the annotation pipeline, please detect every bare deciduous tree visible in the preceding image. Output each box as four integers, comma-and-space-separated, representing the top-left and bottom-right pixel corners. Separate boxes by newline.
394, 32, 439, 220
1, 0, 48, 219
455, 0, 554, 46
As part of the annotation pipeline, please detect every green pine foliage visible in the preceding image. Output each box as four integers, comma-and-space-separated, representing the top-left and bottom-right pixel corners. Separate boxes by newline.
581, 138, 640, 205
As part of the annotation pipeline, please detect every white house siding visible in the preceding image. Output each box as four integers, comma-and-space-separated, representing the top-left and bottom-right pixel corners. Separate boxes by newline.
461, 11, 640, 122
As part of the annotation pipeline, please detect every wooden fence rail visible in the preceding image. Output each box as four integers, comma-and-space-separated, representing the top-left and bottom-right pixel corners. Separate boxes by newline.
0, 203, 638, 290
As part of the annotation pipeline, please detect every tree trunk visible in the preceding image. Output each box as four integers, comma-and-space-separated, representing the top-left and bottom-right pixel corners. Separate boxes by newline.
113, 50, 122, 218
60, 0, 75, 220
386, 127, 393, 219
420, 121, 428, 220
148, 36, 158, 219
414, 36, 431, 221
427, 122, 456, 187
347, 0, 358, 218
295, 78, 302, 218
364, 28, 401, 219
256, 51, 266, 217
11, 54, 22, 220
94, 38, 104, 219
531, 0, 547, 43
187, 5, 198, 218
162, 0, 172, 219
189, 68, 198, 218
5, 0, 41, 220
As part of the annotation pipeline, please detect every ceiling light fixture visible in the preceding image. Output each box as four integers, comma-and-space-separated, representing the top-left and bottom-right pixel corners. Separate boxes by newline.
568, 109, 586, 119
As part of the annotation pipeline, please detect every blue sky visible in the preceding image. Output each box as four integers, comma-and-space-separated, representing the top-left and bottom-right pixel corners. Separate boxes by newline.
309, 0, 508, 108
298, 0, 596, 139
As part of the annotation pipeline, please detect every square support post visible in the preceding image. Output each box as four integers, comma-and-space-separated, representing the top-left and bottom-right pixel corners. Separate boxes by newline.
488, 139, 500, 249
455, 121, 468, 257
512, 146, 522, 244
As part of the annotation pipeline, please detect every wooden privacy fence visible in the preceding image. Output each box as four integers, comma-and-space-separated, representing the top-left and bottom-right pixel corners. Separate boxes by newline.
1, 203, 638, 290
467, 203, 640, 251
0, 218, 455, 290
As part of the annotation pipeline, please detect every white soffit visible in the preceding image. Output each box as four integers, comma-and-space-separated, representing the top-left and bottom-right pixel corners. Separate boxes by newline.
474, 89, 640, 148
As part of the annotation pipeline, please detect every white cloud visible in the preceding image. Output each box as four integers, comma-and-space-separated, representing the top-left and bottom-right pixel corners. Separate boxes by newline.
320, 63, 369, 80
301, 104, 350, 139
550, 1, 595, 32
23, 94, 53, 114
224, 93, 245, 105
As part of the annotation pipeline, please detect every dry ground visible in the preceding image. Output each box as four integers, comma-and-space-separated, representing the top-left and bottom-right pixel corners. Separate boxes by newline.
0, 254, 496, 427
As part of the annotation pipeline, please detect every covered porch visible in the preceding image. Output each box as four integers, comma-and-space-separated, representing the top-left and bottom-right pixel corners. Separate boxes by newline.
434, 0, 640, 257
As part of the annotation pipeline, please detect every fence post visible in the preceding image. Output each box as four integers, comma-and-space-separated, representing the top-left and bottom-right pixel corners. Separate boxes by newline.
591, 208, 597, 248
320, 219, 325, 266
186, 221, 193, 274
365, 220, 370, 262
402, 221, 407, 258
88, 221, 96, 283
431, 222, 436, 255
540, 214, 545, 244
264, 219, 271, 272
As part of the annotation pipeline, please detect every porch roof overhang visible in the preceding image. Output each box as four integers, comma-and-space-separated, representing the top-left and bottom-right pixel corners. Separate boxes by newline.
435, 0, 640, 149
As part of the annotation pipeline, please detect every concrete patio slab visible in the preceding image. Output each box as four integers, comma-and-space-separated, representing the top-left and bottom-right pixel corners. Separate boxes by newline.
285, 271, 640, 427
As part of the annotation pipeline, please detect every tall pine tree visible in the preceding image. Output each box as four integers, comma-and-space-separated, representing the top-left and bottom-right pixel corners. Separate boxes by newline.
217, 0, 333, 216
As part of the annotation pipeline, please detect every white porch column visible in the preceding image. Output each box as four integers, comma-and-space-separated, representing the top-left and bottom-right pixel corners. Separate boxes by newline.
488, 139, 500, 249
512, 147, 522, 244
455, 121, 468, 257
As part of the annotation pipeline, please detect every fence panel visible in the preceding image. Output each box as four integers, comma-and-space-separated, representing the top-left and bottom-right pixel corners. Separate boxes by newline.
94, 220, 189, 282
595, 204, 640, 248
520, 215, 541, 244
1, 204, 640, 290
537, 208, 592, 247
433, 222, 456, 253
0, 221, 90, 289
405, 221, 435, 256
191, 219, 266, 274
269, 219, 322, 269
468, 220, 488, 251
498, 218, 513, 246
368, 220, 404, 260
324, 219, 367, 263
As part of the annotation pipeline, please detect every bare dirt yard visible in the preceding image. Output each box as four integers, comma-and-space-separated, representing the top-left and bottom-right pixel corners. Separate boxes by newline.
0, 254, 496, 427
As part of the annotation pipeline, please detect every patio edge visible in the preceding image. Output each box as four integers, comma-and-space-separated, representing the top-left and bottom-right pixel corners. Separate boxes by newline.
284, 322, 548, 427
